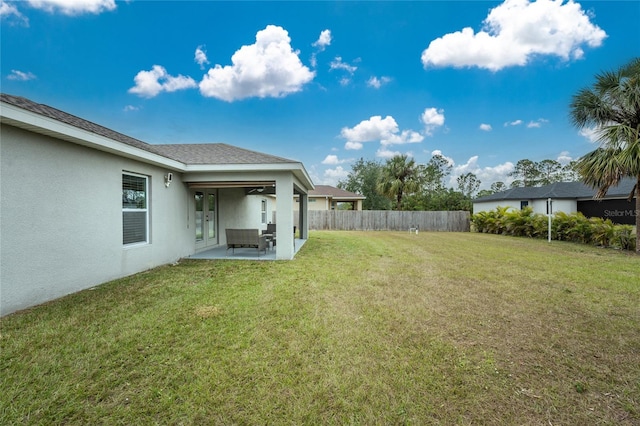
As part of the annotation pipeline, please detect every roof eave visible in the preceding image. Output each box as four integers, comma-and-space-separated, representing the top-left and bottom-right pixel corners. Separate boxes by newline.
184, 162, 314, 191
1, 102, 185, 171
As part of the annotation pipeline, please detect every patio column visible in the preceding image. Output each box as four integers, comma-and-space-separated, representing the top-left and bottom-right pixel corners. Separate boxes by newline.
275, 174, 294, 260
298, 192, 308, 240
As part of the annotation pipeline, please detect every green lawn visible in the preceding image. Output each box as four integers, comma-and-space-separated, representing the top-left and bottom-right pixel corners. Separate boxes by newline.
1, 231, 639, 425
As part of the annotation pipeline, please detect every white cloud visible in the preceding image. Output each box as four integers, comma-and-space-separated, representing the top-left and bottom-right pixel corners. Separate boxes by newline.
431, 149, 455, 167
579, 125, 600, 143
321, 154, 350, 165
310, 29, 332, 68
26, 0, 116, 15
341, 116, 398, 144
434, 150, 516, 190
339, 76, 352, 87
199, 25, 315, 102
557, 151, 572, 164
1, 1, 28, 25
504, 119, 523, 127
323, 166, 349, 183
194, 46, 209, 69
479, 123, 492, 131
421, 107, 445, 136
474, 161, 516, 189
123, 105, 139, 112
129, 65, 197, 98
527, 118, 548, 128
345, 141, 363, 150
421, 0, 607, 71
7, 69, 36, 81
367, 76, 391, 89
340, 115, 423, 150
330, 57, 358, 74
313, 29, 332, 50
376, 148, 406, 159
381, 130, 423, 146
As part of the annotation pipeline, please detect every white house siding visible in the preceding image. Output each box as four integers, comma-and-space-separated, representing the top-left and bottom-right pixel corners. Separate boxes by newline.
0, 125, 193, 315
473, 200, 518, 213
530, 199, 577, 215
474, 199, 578, 216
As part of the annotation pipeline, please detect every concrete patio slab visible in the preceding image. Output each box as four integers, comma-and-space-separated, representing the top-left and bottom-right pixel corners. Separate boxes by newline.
187, 238, 307, 260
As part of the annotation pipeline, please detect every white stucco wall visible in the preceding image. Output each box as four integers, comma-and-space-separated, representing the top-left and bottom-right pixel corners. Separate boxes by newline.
473, 201, 519, 213
217, 188, 270, 244
530, 199, 577, 215
0, 125, 193, 315
473, 199, 578, 215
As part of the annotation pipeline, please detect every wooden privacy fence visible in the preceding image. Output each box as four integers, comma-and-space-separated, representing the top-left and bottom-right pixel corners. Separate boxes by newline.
307, 210, 470, 232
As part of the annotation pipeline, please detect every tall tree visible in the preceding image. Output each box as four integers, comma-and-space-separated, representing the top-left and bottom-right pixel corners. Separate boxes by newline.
570, 57, 640, 253
562, 160, 581, 182
377, 155, 421, 210
422, 154, 452, 192
538, 159, 563, 185
490, 181, 507, 193
338, 158, 391, 210
509, 159, 541, 187
456, 172, 480, 198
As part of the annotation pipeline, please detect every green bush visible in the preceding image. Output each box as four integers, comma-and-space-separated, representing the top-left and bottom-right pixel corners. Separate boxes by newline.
472, 208, 636, 252
612, 225, 636, 251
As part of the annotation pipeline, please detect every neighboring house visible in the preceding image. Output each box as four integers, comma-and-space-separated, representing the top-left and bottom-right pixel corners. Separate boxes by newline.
294, 185, 366, 211
0, 94, 314, 315
473, 179, 637, 225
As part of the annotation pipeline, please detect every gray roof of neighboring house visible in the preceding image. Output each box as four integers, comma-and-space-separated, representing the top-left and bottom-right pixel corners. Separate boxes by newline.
1, 93, 298, 166
309, 185, 366, 199
474, 178, 637, 202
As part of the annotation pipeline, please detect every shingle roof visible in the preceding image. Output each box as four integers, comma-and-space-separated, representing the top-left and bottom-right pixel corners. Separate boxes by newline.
1, 93, 298, 166
153, 143, 296, 165
474, 178, 636, 202
1, 93, 158, 153
309, 185, 365, 199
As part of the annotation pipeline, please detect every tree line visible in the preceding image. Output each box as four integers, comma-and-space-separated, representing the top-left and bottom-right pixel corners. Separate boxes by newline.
337, 155, 580, 212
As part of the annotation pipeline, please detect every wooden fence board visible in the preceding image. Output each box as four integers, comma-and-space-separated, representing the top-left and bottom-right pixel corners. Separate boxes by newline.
306, 210, 470, 232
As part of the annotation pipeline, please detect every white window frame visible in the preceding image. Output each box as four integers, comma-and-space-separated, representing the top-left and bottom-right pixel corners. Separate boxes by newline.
261, 199, 267, 224
122, 172, 149, 246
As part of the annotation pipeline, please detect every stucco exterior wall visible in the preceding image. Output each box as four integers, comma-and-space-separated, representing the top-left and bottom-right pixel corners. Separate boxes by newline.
217, 189, 271, 244
530, 199, 577, 215
305, 197, 331, 211
473, 199, 577, 215
473, 200, 519, 213
0, 125, 193, 315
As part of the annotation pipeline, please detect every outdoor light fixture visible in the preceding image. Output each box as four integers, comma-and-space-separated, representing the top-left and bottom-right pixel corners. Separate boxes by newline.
164, 172, 173, 188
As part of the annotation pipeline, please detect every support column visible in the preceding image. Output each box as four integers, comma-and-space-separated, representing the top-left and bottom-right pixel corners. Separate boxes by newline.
299, 192, 308, 239
275, 174, 294, 260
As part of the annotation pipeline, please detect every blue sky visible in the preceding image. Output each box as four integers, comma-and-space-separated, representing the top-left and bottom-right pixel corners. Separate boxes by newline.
2, 0, 639, 189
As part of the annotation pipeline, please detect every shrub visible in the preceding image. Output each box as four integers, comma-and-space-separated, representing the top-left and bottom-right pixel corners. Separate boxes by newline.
471, 206, 510, 234
612, 225, 636, 251
590, 217, 615, 247
472, 209, 636, 252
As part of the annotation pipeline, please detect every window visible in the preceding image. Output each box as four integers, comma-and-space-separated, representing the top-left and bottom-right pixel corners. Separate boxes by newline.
122, 173, 148, 245
261, 199, 267, 224
520, 201, 529, 209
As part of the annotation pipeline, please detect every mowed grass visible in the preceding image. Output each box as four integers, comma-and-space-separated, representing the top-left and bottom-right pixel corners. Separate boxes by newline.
1, 231, 639, 425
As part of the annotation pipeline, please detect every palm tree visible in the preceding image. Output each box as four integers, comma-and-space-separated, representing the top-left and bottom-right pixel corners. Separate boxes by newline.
377, 154, 420, 210
570, 57, 640, 252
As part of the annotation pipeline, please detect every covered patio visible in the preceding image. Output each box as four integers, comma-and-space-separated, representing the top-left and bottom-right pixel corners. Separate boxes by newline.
188, 237, 307, 260
154, 143, 314, 261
